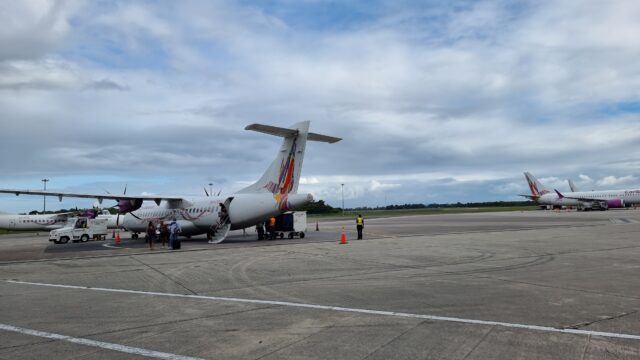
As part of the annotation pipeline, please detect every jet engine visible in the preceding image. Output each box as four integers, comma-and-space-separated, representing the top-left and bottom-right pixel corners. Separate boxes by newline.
607, 199, 625, 208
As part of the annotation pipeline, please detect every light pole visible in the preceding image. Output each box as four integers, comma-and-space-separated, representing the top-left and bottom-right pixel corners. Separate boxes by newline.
341, 183, 344, 216
41, 178, 49, 213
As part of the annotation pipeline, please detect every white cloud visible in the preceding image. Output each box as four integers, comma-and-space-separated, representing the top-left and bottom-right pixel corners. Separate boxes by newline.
596, 175, 638, 187
300, 177, 320, 185
369, 180, 401, 192
0, 0, 80, 61
578, 174, 593, 182
3, 1, 640, 212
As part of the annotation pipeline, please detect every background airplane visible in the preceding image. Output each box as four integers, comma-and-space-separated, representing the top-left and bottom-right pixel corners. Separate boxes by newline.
522, 172, 640, 210
0, 212, 69, 231
0, 209, 112, 231
568, 179, 579, 192
0, 121, 340, 242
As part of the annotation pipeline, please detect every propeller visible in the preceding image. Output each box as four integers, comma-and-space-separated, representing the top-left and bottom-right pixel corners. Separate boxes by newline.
109, 184, 127, 229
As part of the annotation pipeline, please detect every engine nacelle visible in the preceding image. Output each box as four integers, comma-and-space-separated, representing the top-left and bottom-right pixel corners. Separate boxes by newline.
117, 199, 143, 214
607, 198, 625, 208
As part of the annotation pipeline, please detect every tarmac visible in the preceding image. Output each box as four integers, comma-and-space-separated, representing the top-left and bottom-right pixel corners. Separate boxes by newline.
1, 209, 640, 359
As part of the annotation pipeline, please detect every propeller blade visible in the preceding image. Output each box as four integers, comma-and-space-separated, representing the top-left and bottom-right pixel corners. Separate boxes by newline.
203, 187, 210, 197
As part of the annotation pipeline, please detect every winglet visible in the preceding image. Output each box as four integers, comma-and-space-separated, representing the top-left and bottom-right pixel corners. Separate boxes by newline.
554, 189, 564, 199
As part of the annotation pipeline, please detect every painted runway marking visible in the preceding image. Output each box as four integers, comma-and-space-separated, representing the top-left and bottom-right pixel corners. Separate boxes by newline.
101, 244, 124, 249
6, 280, 640, 341
0, 323, 205, 360
610, 218, 638, 224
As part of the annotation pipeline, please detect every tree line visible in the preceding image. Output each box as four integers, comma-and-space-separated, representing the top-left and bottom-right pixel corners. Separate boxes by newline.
300, 200, 535, 214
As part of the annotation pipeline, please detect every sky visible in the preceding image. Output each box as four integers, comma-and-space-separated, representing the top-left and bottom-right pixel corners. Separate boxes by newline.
1, 0, 640, 213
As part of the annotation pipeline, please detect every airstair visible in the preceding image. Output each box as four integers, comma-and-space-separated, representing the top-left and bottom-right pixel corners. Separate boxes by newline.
208, 201, 231, 244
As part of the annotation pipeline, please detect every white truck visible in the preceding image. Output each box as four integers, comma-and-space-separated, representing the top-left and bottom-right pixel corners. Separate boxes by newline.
49, 217, 108, 244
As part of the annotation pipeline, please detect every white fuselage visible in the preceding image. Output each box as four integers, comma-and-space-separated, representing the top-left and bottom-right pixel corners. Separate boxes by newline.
0, 214, 67, 231
119, 193, 312, 236
537, 189, 640, 207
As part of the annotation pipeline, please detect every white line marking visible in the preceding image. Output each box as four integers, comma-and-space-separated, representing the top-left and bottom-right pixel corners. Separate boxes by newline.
0, 323, 205, 360
101, 244, 123, 249
6, 280, 640, 341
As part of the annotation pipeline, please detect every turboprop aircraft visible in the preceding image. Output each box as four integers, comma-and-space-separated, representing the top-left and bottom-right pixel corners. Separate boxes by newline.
521, 172, 640, 210
0, 209, 112, 231
0, 212, 68, 231
0, 121, 340, 243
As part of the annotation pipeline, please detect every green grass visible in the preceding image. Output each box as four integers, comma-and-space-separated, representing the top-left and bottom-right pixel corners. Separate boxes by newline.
307, 206, 539, 221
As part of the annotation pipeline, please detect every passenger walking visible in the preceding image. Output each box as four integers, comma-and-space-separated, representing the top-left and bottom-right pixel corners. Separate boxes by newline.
146, 221, 156, 249
356, 214, 364, 240
160, 222, 168, 248
168, 219, 181, 250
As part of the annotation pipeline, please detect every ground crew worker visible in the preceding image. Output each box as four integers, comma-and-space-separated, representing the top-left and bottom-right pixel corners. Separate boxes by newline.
268, 216, 277, 240
356, 214, 364, 240
256, 222, 265, 240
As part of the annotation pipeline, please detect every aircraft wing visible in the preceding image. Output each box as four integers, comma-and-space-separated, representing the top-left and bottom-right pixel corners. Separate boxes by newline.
0, 188, 184, 205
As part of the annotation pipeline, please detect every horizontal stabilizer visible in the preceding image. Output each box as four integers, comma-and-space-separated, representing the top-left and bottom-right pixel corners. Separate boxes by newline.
245, 123, 342, 143
518, 194, 538, 200
307, 132, 342, 143
245, 124, 298, 138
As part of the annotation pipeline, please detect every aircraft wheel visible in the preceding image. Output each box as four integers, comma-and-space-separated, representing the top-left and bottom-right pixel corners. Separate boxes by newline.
132, 233, 138, 239
59, 236, 69, 244
80, 234, 89, 242
300, 232, 305, 239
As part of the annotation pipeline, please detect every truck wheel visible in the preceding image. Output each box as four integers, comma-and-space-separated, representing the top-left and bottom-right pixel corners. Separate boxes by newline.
288, 233, 293, 239
80, 234, 89, 242
280, 232, 284, 239
300, 232, 305, 239
59, 236, 70, 244
53, 239, 61, 244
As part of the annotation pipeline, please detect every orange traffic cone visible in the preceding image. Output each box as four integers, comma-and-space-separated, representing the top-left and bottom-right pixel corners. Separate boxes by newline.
116, 232, 121, 245
340, 227, 347, 244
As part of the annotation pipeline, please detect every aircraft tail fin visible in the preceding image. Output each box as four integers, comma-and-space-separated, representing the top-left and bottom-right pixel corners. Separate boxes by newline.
568, 179, 579, 192
524, 172, 551, 197
237, 121, 341, 197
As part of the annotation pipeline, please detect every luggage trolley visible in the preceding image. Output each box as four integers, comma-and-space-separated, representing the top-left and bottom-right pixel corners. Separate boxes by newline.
275, 211, 307, 239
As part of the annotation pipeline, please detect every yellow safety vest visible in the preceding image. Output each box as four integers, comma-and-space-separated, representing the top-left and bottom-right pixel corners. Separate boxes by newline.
356, 217, 363, 226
